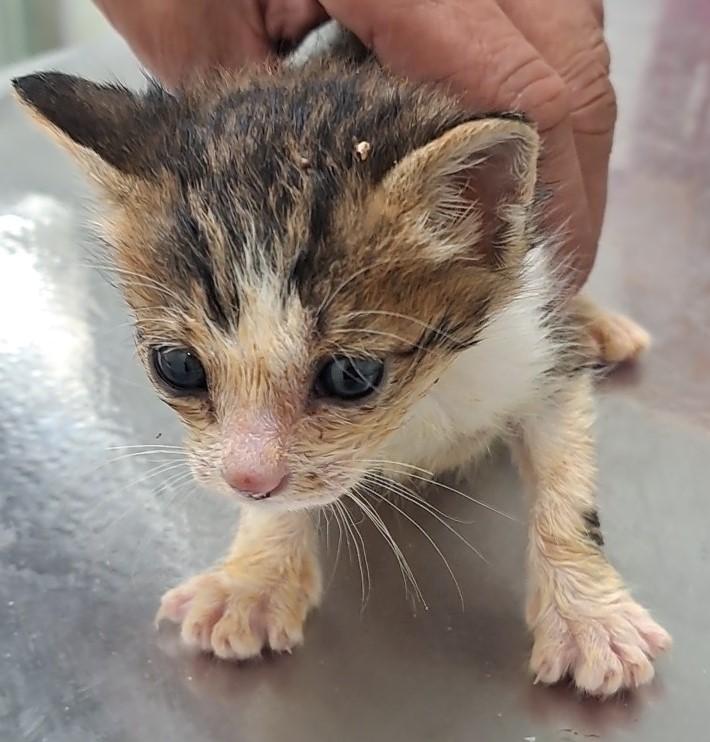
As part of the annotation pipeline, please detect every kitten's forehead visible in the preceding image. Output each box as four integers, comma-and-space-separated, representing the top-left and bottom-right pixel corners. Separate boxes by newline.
112, 63, 521, 356
120, 65, 472, 291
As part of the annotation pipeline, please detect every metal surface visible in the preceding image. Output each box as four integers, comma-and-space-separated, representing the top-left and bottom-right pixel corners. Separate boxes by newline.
1, 3, 709, 740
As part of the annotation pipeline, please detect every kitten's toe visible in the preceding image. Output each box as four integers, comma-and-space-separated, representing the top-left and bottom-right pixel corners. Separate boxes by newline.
155, 578, 202, 626
587, 311, 650, 364
156, 559, 322, 660
572, 295, 651, 365
529, 595, 671, 697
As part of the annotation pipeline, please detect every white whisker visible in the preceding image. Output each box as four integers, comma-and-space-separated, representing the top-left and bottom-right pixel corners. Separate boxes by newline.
356, 469, 474, 526
347, 489, 425, 607
353, 459, 515, 521
337, 499, 370, 609
375, 489, 465, 610
342, 309, 462, 345
362, 472, 487, 564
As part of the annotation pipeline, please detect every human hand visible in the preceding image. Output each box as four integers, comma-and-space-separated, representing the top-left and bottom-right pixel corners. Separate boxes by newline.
320, 0, 613, 291
93, 0, 326, 89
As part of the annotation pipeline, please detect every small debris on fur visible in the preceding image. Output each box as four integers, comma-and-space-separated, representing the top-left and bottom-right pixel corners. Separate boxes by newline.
296, 155, 311, 169
353, 140, 371, 161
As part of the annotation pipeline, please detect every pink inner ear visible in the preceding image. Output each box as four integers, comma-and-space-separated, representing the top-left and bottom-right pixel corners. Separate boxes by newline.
453, 141, 529, 261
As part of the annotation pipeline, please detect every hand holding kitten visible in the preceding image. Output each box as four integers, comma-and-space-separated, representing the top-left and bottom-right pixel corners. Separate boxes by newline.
94, 0, 611, 291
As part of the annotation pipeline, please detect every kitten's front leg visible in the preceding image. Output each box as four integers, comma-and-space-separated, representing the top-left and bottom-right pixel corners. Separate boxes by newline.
514, 375, 671, 696
156, 508, 322, 659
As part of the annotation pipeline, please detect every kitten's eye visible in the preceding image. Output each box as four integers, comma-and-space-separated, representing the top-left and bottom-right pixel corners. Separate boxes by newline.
151, 347, 207, 395
315, 356, 385, 402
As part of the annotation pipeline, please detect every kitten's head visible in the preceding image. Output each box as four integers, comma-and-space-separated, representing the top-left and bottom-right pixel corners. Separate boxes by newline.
13, 61, 539, 511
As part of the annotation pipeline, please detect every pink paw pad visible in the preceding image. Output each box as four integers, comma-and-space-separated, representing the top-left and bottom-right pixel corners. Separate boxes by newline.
530, 600, 671, 697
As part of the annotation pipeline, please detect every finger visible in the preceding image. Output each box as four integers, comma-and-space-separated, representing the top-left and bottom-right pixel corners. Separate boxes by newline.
94, 0, 273, 88
262, 0, 329, 46
499, 0, 616, 279
320, 0, 594, 288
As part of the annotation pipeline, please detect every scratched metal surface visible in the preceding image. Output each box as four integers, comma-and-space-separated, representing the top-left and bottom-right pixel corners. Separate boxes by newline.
1, 2, 709, 740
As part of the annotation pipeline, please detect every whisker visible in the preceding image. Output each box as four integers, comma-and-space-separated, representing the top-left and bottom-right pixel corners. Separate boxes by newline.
105, 444, 185, 451
317, 256, 413, 317
358, 459, 436, 477
402, 472, 516, 521
92, 461, 192, 540
83, 263, 185, 305
334, 327, 433, 355
333, 500, 354, 564
86, 460, 191, 524
355, 469, 475, 526
157, 468, 195, 493
350, 459, 514, 521
347, 488, 425, 607
98, 450, 185, 466
375, 490, 465, 610
324, 503, 346, 592
336, 499, 370, 609
362, 472, 487, 564
69, 450, 187, 495
342, 309, 463, 346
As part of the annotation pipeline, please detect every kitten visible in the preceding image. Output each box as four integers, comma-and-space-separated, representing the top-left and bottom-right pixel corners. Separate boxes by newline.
12, 28, 669, 697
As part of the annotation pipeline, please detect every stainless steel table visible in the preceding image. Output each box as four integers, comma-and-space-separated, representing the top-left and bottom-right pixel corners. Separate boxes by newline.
1, 2, 709, 740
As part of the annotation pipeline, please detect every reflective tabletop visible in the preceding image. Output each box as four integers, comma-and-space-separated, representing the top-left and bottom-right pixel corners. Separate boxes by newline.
1, 2, 709, 740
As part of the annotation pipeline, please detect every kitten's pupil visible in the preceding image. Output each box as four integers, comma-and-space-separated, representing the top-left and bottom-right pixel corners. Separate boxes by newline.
316, 356, 384, 402
152, 347, 207, 394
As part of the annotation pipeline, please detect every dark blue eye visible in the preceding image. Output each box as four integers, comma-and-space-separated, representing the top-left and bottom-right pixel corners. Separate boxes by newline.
151, 347, 207, 394
316, 356, 384, 401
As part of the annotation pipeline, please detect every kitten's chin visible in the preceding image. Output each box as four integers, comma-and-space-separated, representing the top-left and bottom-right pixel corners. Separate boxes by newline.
237, 488, 347, 512
192, 464, 358, 511
218, 479, 352, 512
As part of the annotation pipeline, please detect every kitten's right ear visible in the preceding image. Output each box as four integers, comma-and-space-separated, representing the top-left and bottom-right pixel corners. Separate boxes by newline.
12, 72, 171, 180
377, 117, 540, 267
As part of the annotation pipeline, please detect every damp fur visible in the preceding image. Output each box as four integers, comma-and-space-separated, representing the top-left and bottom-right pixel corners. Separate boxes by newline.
13, 24, 670, 696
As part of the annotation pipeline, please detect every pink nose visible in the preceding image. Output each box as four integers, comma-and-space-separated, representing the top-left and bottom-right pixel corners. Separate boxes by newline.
223, 464, 287, 499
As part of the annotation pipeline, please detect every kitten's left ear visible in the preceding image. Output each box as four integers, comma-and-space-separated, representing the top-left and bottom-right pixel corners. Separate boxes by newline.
380, 117, 540, 265
12, 72, 172, 181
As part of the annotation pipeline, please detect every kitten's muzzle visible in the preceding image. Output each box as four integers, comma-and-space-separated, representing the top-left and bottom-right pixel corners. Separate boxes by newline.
222, 412, 289, 500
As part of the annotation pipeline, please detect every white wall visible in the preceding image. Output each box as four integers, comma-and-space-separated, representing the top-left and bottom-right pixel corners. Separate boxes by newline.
58, 0, 112, 46
0, 0, 112, 67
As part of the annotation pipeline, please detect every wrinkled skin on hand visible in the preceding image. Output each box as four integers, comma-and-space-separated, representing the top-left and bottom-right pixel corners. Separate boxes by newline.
94, 0, 614, 291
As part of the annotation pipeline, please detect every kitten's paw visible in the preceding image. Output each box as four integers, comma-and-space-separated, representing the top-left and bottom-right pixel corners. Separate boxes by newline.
529, 597, 671, 697
155, 560, 322, 660
572, 295, 651, 364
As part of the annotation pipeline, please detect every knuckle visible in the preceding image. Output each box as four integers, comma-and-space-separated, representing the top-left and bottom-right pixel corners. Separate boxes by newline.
572, 76, 617, 137
507, 60, 572, 131
559, 38, 616, 136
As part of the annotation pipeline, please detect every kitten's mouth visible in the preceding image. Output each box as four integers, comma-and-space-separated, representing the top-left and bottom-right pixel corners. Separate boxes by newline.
248, 475, 290, 502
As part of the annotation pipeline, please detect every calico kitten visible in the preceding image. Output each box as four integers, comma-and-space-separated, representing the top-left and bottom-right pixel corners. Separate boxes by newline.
12, 28, 669, 697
